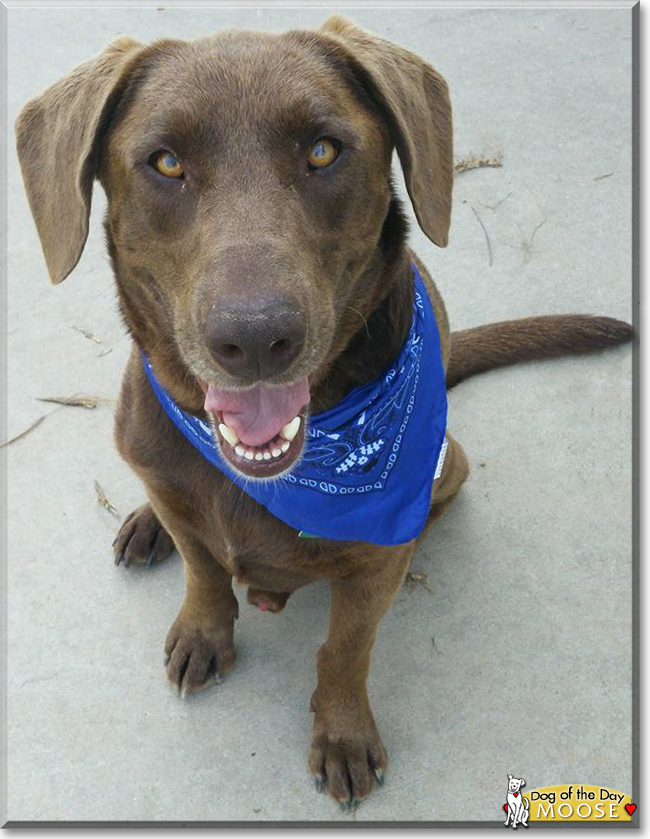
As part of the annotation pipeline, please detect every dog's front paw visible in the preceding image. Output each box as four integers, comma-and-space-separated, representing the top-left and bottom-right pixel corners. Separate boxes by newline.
113, 503, 174, 567
309, 698, 388, 809
164, 619, 236, 698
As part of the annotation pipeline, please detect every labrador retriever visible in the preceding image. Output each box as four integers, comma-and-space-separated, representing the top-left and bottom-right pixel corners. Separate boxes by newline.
16, 16, 631, 809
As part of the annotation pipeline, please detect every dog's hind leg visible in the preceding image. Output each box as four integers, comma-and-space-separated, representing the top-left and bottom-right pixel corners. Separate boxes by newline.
418, 432, 469, 540
140, 491, 240, 696
113, 502, 175, 568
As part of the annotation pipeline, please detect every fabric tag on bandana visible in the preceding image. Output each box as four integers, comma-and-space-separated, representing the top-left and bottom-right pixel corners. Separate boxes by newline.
434, 437, 449, 480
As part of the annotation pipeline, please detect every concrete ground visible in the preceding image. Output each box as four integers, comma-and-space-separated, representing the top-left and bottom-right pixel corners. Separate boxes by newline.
5, 5, 634, 825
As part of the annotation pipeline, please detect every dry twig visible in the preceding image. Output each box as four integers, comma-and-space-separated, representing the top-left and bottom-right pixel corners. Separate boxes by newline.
455, 153, 503, 175
1, 415, 46, 448
405, 571, 432, 592
94, 480, 119, 518
470, 205, 493, 266
38, 395, 99, 409
480, 191, 512, 212
517, 218, 547, 262
72, 325, 101, 344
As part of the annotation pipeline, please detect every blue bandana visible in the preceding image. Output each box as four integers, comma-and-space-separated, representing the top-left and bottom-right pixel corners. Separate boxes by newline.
141, 264, 448, 546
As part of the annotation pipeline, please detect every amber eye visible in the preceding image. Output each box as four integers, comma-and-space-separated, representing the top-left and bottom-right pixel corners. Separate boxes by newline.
153, 151, 184, 179
307, 139, 339, 169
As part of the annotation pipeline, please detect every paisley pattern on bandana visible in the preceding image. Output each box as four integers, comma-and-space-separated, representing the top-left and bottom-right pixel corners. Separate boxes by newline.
141, 264, 448, 546
295, 288, 425, 493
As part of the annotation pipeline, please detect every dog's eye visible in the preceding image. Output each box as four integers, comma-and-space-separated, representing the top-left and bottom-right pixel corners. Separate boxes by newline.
307, 139, 339, 169
153, 151, 184, 179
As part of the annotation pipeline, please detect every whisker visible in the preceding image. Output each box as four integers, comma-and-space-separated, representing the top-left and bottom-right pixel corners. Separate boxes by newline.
345, 305, 371, 340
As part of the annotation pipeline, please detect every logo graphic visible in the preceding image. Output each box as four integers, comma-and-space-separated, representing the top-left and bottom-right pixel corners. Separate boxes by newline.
504, 774, 530, 829
501, 781, 637, 823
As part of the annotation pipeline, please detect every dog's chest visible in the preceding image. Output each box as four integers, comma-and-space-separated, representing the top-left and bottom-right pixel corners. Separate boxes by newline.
213, 501, 318, 592
221, 543, 313, 592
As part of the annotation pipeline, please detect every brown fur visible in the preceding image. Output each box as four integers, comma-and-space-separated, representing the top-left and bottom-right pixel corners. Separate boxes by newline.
446, 314, 632, 389
15, 16, 631, 808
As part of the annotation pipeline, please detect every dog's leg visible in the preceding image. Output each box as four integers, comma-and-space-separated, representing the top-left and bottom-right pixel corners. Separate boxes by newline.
422, 433, 469, 532
162, 528, 239, 697
113, 502, 175, 567
309, 545, 413, 806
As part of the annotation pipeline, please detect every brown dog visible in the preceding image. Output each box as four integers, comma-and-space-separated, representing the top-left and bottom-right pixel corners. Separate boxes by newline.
16, 16, 631, 809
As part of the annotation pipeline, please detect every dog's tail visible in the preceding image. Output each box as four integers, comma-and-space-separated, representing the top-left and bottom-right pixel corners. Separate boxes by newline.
446, 314, 632, 389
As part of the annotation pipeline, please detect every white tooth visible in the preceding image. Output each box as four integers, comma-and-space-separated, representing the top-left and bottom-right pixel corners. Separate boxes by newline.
244, 450, 254, 460
280, 416, 301, 442
263, 451, 271, 460
271, 447, 282, 458
281, 440, 290, 453
254, 452, 263, 461
218, 423, 239, 447
235, 445, 245, 457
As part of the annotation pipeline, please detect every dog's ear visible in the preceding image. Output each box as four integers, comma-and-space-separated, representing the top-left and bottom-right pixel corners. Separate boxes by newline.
520, 779, 526, 787
508, 774, 514, 780
15, 37, 145, 284
318, 15, 453, 248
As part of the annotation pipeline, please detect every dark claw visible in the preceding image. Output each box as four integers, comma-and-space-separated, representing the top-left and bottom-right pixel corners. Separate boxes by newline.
114, 550, 123, 566
340, 800, 352, 813
111, 536, 118, 547
374, 768, 385, 786
123, 554, 131, 568
314, 775, 324, 793
147, 551, 155, 567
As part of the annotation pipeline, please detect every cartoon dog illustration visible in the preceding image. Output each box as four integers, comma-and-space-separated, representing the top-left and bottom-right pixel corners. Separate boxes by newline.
504, 775, 530, 828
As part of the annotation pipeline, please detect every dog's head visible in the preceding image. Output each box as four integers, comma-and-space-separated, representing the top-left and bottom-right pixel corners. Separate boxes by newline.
16, 17, 452, 480
508, 775, 526, 793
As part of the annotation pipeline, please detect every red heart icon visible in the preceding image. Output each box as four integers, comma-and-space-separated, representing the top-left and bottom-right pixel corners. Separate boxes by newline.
504, 805, 508, 812
626, 804, 637, 816
514, 793, 519, 797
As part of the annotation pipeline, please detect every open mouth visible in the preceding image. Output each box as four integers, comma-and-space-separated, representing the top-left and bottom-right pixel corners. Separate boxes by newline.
202, 377, 310, 479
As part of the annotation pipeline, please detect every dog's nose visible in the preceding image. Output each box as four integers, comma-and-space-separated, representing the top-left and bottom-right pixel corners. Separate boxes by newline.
204, 295, 306, 379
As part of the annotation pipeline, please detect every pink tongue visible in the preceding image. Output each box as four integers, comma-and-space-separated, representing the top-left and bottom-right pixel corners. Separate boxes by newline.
204, 378, 310, 447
